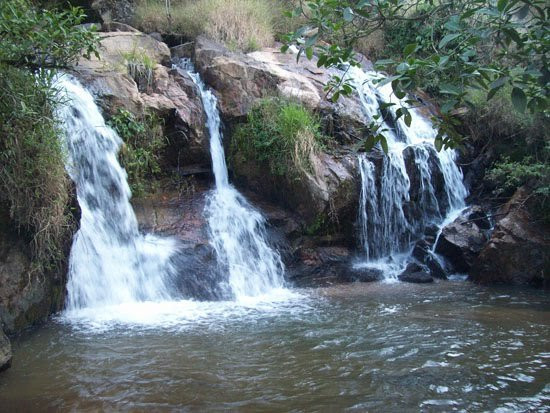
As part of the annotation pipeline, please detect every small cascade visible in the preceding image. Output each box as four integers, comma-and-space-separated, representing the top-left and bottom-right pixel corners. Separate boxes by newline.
56, 76, 178, 310
176, 60, 286, 299
349, 67, 468, 278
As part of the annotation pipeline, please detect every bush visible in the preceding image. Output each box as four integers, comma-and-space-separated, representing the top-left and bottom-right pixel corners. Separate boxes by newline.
108, 109, 167, 196
134, 0, 276, 51
231, 97, 324, 179
0, 65, 73, 272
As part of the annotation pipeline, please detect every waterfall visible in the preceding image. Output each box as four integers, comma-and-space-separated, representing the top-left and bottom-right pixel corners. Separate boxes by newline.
176, 60, 286, 299
349, 67, 468, 278
56, 76, 178, 310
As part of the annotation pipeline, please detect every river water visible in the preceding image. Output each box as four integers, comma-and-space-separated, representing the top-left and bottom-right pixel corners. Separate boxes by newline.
1, 282, 548, 411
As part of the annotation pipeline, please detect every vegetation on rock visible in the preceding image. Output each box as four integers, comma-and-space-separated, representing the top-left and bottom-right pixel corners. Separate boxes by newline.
108, 109, 168, 196
231, 97, 324, 179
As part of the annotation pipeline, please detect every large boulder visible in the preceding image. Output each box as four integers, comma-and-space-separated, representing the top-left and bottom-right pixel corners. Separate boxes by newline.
0, 328, 11, 372
435, 206, 491, 272
470, 188, 549, 286
194, 36, 367, 134
75, 31, 209, 166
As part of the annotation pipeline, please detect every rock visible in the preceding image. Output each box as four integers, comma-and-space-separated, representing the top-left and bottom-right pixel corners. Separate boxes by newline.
288, 246, 354, 287
341, 266, 384, 283
470, 188, 549, 286
171, 42, 195, 59
0, 328, 11, 372
194, 36, 367, 129
101, 21, 140, 32
91, 0, 136, 24
75, 31, 209, 166
148, 32, 163, 42
426, 255, 447, 280
435, 206, 490, 272
398, 271, 434, 283
0, 222, 68, 335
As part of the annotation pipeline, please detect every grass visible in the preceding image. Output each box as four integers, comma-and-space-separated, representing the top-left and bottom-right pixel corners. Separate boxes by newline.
231, 97, 324, 179
0, 64, 73, 273
121, 48, 156, 92
108, 108, 168, 196
134, 0, 293, 52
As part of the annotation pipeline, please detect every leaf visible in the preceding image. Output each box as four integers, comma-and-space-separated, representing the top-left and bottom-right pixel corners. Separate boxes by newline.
511, 87, 526, 113
305, 46, 313, 60
364, 135, 377, 151
379, 135, 389, 154
375, 59, 395, 67
404, 111, 412, 127
343, 7, 354, 22
438, 33, 461, 49
497, 0, 508, 12
439, 83, 461, 95
403, 43, 417, 57
280, 44, 289, 53
489, 76, 509, 89
434, 136, 443, 152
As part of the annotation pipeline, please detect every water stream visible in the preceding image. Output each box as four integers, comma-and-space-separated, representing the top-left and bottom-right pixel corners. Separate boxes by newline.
179, 60, 287, 300
349, 67, 468, 278
1, 283, 548, 411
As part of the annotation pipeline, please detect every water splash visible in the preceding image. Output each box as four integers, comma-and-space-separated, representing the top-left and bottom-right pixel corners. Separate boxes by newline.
56, 75, 178, 309
176, 60, 287, 299
350, 67, 468, 279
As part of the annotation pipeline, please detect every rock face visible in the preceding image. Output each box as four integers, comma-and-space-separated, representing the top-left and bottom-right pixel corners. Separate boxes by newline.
435, 206, 491, 273
194, 36, 364, 235
0, 225, 68, 335
75, 31, 209, 167
0, 328, 11, 372
470, 188, 549, 286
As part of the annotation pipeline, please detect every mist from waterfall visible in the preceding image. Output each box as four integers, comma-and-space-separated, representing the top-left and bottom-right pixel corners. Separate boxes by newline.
349, 67, 468, 279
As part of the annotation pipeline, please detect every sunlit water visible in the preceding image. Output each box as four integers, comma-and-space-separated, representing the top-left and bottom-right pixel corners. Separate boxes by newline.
1, 282, 548, 411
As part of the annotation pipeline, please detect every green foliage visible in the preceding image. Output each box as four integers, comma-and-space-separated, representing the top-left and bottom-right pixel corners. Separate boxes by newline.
0, 0, 98, 272
0, 64, 72, 272
282, 0, 549, 150
231, 97, 324, 179
108, 109, 167, 196
0, 0, 98, 74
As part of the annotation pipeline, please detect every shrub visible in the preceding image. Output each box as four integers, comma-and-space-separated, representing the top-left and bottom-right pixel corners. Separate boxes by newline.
0, 65, 73, 272
134, 0, 275, 51
231, 97, 324, 179
108, 109, 167, 196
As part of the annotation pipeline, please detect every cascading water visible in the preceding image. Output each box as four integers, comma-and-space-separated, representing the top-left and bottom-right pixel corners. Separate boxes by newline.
349, 67, 468, 278
176, 60, 286, 300
56, 76, 178, 310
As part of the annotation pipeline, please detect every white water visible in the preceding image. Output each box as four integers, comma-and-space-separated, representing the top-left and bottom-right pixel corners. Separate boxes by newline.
56, 76, 178, 310
178, 60, 287, 300
56, 73, 295, 328
349, 67, 468, 278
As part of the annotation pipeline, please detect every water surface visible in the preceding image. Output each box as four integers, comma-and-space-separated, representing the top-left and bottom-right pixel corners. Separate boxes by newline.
1, 282, 548, 411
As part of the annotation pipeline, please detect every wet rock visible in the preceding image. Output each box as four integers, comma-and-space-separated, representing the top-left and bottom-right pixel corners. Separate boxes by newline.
288, 246, 354, 288
398, 271, 433, 284
171, 42, 194, 59
0, 329, 11, 372
426, 255, 447, 280
435, 206, 490, 272
470, 188, 549, 286
341, 266, 384, 283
